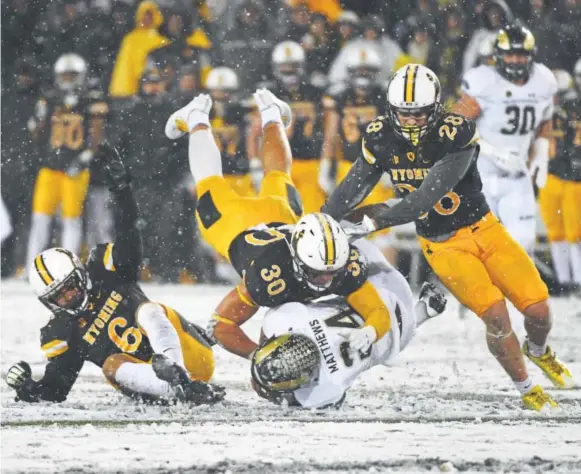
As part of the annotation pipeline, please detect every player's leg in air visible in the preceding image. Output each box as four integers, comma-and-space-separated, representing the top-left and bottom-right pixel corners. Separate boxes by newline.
102, 302, 221, 404
165, 89, 302, 260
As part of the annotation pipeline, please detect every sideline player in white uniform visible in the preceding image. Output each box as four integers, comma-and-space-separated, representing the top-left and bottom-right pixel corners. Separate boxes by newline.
453, 25, 557, 254
250, 239, 447, 409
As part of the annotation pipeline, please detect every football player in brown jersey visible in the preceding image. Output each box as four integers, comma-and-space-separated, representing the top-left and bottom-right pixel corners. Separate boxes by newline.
539, 64, 581, 296
322, 64, 575, 411
5, 145, 224, 405
26, 54, 108, 271
165, 90, 395, 364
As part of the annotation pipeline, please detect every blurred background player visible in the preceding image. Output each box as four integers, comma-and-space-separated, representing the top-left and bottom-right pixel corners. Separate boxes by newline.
26, 53, 108, 273
322, 45, 396, 263
5, 145, 223, 405
252, 240, 446, 409
453, 25, 557, 256
250, 41, 329, 213
539, 62, 581, 296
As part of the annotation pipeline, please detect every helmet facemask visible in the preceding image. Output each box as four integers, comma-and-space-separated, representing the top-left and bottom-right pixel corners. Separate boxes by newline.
39, 266, 90, 318
275, 61, 304, 87
387, 103, 440, 146
349, 65, 379, 89
291, 255, 343, 291
251, 334, 321, 393
494, 26, 536, 83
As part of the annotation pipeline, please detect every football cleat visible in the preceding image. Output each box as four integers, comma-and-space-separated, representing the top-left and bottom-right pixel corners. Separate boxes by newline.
521, 385, 559, 412
522, 341, 576, 389
165, 93, 213, 140
253, 88, 292, 129
151, 354, 225, 405
418, 282, 447, 318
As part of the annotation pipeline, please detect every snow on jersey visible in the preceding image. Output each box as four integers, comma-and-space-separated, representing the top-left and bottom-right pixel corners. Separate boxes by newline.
461, 63, 557, 174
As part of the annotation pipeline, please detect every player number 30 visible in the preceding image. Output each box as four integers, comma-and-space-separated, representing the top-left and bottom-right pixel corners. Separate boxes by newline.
260, 265, 286, 296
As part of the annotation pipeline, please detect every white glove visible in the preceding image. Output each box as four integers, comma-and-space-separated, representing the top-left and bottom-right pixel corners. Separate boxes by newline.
340, 215, 377, 242
249, 157, 264, 192
318, 159, 335, 195
479, 139, 525, 174
66, 149, 94, 177
339, 326, 377, 354
253, 88, 292, 129
6, 361, 32, 390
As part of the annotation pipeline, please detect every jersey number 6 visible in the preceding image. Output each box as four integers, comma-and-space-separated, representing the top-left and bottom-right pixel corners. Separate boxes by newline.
108, 317, 143, 353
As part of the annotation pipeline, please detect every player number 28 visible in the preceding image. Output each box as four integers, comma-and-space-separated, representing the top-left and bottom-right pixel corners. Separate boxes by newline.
438, 115, 464, 140
260, 264, 286, 296
108, 317, 143, 353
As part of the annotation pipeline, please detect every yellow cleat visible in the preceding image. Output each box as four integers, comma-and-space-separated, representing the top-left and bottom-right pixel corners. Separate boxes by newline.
523, 341, 576, 389
521, 385, 559, 412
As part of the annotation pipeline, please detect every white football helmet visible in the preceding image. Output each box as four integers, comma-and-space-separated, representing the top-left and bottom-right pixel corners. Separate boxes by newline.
574, 58, 581, 91
29, 248, 91, 317
290, 213, 350, 291
386, 64, 442, 145
54, 53, 87, 93
206, 67, 239, 91
346, 45, 381, 88
272, 41, 305, 87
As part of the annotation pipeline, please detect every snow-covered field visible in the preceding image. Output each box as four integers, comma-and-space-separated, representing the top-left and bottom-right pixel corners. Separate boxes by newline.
1, 281, 580, 473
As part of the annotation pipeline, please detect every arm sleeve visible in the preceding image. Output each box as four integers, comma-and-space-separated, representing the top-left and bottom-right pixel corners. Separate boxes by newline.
16, 352, 84, 403
109, 185, 142, 281
321, 157, 383, 219
346, 145, 479, 230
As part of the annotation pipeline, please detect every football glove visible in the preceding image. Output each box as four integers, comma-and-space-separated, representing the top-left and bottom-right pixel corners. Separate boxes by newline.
339, 326, 377, 354
340, 215, 377, 242
530, 154, 548, 189
100, 143, 130, 191
6, 361, 32, 390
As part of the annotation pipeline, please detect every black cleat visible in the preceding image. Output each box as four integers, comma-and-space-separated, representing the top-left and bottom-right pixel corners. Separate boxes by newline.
152, 354, 226, 405
418, 282, 447, 317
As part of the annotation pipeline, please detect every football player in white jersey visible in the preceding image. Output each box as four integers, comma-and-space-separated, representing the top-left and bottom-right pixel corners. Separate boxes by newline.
453, 25, 557, 254
250, 239, 447, 409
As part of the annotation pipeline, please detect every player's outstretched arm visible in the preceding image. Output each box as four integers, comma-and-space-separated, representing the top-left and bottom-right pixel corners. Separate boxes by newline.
321, 157, 383, 219
6, 354, 84, 403
209, 282, 260, 359
344, 146, 479, 233
100, 143, 143, 281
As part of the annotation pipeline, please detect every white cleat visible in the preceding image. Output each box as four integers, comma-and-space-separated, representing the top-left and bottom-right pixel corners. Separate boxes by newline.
165, 93, 213, 140
253, 88, 292, 129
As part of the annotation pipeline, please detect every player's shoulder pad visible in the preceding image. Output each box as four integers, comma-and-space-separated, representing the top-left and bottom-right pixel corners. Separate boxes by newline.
461, 65, 495, 97
532, 62, 558, 95
40, 317, 75, 359
437, 113, 479, 151
361, 115, 390, 166
331, 245, 369, 295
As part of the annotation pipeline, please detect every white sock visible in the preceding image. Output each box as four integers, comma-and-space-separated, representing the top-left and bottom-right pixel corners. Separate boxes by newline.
550, 241, 571, 283
26, 213, 52, 268
514, 376, 534, 395
187, 110, 210, 130
261, 106, 283, 129
115, 362, 173, 398
62, 217, 83, 254
189, 128, 223, 183
569, 242, 581, 285
527, 339, 547, 357
136, 303, 185, 368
